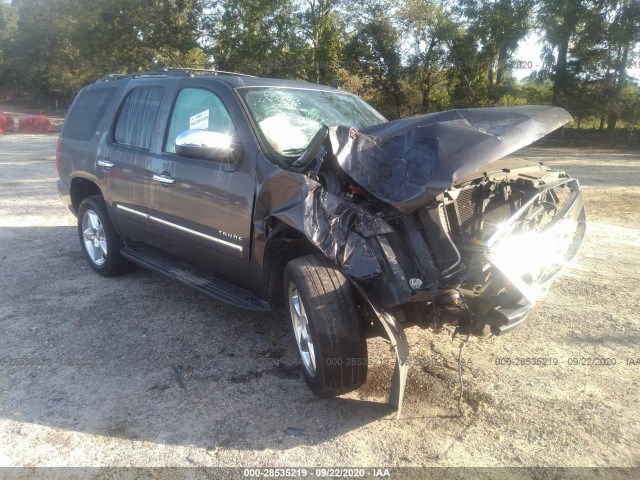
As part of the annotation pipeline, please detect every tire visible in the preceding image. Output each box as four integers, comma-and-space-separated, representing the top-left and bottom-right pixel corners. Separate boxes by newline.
77, 195, 133, 276
284, 254, 368, 397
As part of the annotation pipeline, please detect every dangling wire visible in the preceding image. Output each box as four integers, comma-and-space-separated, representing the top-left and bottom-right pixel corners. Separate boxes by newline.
430, 284, 438, 329
434, 287, 473, 416
455, 288, 473, 417
457, 332, 470, 416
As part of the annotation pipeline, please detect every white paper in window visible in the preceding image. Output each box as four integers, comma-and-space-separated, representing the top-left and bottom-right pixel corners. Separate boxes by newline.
189, 109, 209, 130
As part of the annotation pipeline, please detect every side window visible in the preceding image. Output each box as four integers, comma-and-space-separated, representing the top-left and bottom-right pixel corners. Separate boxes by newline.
62, 88, 117, 141
165, 87, 236, 154
113, 86, 165, 149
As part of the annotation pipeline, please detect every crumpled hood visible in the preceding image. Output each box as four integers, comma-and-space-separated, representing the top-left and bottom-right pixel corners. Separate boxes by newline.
327, 106, 572, 213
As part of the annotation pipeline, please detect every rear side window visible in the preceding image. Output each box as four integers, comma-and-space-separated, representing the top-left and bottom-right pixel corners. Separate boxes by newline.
62, 88, 117, 141
114, 86, 165, 149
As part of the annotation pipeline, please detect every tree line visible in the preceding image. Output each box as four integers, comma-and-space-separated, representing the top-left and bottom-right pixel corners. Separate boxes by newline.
1, 0, 639, 131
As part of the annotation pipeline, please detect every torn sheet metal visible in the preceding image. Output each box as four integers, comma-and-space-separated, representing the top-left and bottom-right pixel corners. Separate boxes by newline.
351, 282, 409, 417
253, 169, 393, 280
327, 106, 572, 213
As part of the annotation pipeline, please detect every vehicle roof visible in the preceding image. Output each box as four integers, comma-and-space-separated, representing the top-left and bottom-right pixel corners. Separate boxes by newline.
89, 72, 340, 93
210, 75, 338, 92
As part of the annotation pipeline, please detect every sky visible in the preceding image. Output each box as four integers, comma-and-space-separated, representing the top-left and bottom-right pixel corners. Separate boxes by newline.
513, 31, 640, 82
513, 33, 548, 80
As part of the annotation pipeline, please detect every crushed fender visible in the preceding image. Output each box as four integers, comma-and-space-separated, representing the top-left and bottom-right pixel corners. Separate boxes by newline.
254, 169, 393, 280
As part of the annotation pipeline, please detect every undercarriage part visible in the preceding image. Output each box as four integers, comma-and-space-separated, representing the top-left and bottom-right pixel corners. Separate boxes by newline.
433, 289, 474, 334
351, 282, 409, 418
434, 289, 463, 309
393, 215, 440, 289
372, 235, 413, 306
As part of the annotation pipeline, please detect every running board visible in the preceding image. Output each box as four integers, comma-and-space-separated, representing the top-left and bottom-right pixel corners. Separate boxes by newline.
120, 246, 269, 312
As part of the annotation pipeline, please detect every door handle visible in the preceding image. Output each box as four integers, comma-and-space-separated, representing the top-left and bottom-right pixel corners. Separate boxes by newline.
153, 173, 176, 185
97, 159, 115, 169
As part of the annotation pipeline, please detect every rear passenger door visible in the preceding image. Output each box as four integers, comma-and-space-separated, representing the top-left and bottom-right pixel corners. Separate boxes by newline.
145, 85, 254, 284
100, 85, 165, 242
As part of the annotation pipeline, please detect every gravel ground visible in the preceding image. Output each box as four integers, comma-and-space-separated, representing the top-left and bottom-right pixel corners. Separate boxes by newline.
0, 133, 638, 469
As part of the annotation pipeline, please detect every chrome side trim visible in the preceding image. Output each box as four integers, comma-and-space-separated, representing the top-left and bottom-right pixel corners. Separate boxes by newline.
117, 204, 147, 218
152, 173, 175, 184
151, 216, 243, 251
115, 204, 243, 252
97, 159, 115, 168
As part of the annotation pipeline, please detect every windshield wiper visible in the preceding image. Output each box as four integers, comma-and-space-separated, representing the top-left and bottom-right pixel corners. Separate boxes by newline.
289, 127, 329, 172
282, 148, 307, 156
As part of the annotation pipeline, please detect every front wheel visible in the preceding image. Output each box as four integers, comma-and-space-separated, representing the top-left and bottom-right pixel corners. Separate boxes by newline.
284, 255, 368, 397
77, 195, 133, 276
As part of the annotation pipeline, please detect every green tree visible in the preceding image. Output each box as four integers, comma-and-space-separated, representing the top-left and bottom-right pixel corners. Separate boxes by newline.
537, 0, 592, 106
538, 0, 639, 128
0, 1, 17, 64
206, 0, 305, 77
447, 27, 492, 106
302, 0, 343, 83
399, 0, 456, 112
6, 0, 83, 101
344, 13, 404, 117
602, 0, 640, 128
2, 0, 205, 102
78, 0, 205, 74
0, 0, 18, 94
461, 0, 533, 100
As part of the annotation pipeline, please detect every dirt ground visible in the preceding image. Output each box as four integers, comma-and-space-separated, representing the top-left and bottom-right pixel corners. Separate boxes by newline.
0, 132, 639, 470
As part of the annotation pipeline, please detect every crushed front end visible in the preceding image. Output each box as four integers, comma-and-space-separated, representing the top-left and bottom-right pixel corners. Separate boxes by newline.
251, 103, 586, 413
309, 105, 586, 339
369, 163, 586, 338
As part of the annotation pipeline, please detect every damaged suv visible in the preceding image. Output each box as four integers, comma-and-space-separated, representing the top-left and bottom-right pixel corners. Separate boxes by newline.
57, 69, 585, 411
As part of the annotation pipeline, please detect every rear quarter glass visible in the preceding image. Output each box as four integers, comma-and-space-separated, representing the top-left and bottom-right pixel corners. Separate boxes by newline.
62, 88, 118, 141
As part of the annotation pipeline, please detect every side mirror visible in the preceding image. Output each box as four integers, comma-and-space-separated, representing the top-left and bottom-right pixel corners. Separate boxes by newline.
175, 130, 240, 163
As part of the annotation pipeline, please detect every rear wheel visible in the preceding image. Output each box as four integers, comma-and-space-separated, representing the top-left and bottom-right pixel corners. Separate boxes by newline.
77, 195, 133, 276
284, 254, 368, 397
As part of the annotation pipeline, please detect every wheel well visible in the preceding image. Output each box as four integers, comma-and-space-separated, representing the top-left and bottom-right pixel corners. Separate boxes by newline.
70, 178, 102, 214
262, 224, 320, 304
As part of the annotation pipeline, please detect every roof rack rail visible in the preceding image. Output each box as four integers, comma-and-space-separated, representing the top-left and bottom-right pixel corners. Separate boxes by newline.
166, 67, 256, 77
97, 67, 255, 83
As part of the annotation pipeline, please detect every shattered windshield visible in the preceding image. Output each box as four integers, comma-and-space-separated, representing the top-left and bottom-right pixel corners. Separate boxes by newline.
238, 87, 386, 162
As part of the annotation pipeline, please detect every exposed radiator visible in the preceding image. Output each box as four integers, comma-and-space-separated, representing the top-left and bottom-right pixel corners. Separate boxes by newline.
456, 185, 513, 242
